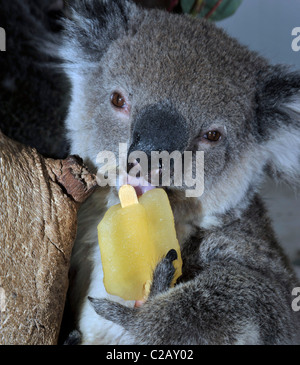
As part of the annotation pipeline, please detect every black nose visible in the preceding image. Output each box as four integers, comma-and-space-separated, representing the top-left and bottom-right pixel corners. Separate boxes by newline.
128, 103, 189, 161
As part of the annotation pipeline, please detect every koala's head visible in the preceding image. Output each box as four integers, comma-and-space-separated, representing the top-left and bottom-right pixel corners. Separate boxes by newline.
60, 0, 300, 227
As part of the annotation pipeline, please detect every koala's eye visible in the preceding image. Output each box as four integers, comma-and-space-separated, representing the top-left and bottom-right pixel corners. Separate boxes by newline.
111, 92, 126, 108
204, 131, 222, 142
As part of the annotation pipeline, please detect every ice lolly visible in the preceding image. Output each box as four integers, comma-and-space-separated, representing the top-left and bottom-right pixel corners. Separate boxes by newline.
97, 185, 182, 301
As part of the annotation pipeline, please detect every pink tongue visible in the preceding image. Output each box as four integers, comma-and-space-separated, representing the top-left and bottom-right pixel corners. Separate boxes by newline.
125, 174, 156, 197
133, 184, 156, 197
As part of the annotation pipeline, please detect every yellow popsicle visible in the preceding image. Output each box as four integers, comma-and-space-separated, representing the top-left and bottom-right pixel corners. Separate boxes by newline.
97, 185, 182, 301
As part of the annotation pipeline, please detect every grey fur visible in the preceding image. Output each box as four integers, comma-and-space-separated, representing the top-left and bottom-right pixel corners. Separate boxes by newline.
59, 0, 300, 344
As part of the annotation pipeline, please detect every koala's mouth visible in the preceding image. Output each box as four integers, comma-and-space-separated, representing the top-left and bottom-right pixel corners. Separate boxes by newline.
126, 173, 156, 197
101, 159, 183, 198
121, 159, 163, 197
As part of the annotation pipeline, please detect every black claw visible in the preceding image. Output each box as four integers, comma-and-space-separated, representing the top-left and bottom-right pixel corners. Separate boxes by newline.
148, 250, 177, 298
166, 249, 178, 262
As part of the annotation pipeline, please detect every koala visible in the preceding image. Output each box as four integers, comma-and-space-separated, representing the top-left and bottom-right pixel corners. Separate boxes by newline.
58, 0, 300, 344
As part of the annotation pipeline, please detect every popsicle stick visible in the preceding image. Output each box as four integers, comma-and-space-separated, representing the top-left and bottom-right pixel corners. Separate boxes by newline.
119, 185, 139, 208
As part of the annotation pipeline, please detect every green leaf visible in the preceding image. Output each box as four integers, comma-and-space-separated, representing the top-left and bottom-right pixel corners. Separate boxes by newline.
180, 0, 196, 14
198, 0, 242, 21
180, 0, 243, 21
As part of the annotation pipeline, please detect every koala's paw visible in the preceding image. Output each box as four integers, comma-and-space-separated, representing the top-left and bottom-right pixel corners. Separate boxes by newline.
149, 249, 177, 298
88, 250, 178, 333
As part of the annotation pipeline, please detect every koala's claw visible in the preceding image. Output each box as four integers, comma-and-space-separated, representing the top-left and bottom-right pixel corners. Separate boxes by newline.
166, 248, 178, 262
149, 249, 177, 298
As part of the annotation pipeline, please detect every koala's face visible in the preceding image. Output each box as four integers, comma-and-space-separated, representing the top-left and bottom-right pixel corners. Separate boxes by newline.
62, 0, 300, 221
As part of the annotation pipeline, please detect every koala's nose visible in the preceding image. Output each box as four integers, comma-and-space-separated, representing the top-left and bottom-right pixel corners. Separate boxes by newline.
128, 103, 189, 161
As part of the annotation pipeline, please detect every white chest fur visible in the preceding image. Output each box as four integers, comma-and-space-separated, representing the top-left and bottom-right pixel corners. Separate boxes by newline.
69, 189, 135, 345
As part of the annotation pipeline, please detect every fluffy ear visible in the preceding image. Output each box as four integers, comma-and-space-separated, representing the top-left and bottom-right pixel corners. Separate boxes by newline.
256, 67, 300, 185
59, 0, 136, 70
